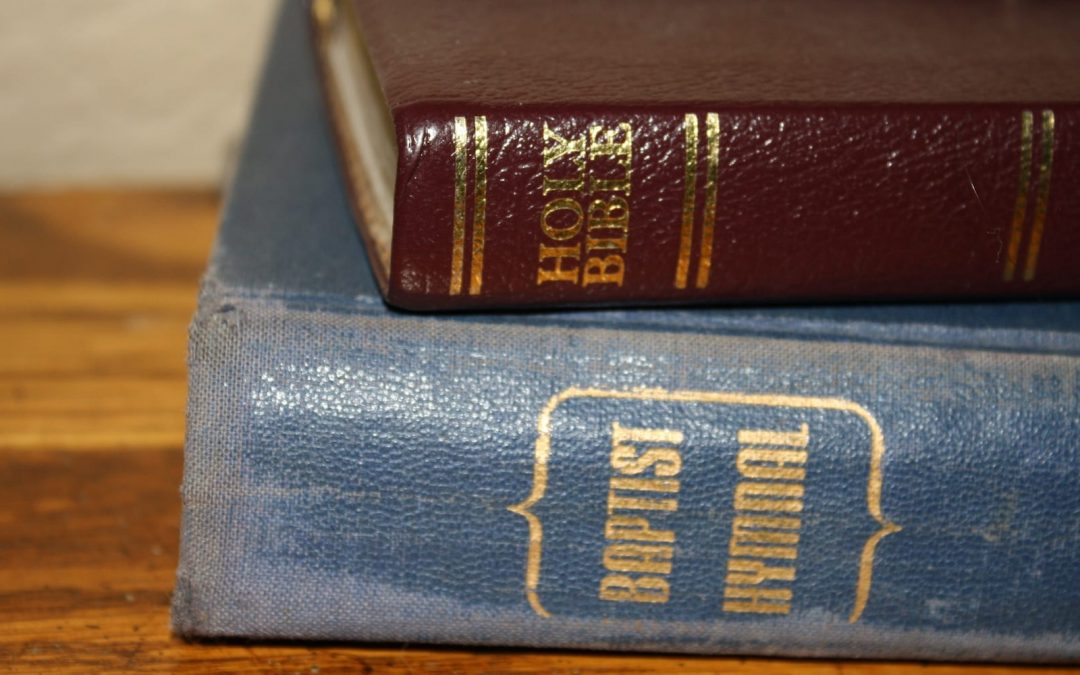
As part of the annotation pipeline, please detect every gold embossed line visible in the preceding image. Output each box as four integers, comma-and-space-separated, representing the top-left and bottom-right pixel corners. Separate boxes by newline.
675, 113, 721, 290
450, 116, 489, 295
1023, 110, 1054, 282
1003, 111, 1034, 282
470, 116, 488, 294
674, 114, 699, 289
696, 113, 721, 289
450, 117, 469, 294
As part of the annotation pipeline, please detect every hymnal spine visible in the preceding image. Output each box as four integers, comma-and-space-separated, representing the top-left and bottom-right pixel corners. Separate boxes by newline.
382, 105, 1080, 309
173, 287, 1080, 660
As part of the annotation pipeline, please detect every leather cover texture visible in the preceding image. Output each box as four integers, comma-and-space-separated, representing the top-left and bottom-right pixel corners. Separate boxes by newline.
172, 3, 1080, 660
314, 0, 1080, 309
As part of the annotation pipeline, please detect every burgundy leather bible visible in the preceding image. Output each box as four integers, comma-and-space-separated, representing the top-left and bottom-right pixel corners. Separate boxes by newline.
312, 0, 1080, 310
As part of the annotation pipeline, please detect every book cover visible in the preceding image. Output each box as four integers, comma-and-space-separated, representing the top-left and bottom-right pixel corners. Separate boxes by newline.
172, 2, 1080, 660
312, 0, 1080, 310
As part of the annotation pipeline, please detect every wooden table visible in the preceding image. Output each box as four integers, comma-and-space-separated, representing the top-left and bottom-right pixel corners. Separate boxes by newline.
1, 190, 1074, 673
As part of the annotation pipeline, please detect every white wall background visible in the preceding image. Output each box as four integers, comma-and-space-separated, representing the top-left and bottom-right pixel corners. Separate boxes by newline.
0, 0, 279, 188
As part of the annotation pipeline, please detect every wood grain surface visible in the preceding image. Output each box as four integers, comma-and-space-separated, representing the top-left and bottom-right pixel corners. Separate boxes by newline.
0, 190, 1075, 674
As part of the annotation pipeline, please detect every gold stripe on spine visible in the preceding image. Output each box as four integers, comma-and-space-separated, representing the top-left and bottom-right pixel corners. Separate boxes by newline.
469, 116, 488, 295
675, 114, 699, 289
1023, 110, 1055, 282
509, 386, 900, 622
1003, 110, 1034, 282
450, 116, 469, 295
695, 112, 720, 289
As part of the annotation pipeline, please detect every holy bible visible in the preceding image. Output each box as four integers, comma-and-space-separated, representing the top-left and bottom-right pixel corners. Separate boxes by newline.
312, 0, 1080, 310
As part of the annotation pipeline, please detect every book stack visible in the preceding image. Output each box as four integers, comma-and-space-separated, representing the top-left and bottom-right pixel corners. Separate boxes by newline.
172, 0, 1080, 661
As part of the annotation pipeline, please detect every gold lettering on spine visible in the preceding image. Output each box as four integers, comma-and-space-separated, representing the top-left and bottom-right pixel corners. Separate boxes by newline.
723, 586, 792, 614
450, 116, 469, 294
599, 575, 669, 603
1003, 111, 1034, 282
733, 481, 804, 513
726, 559, 796, 585
537, 121, 633, 287
675, 113, 699, 289
723, 424, 809, 615
603, 544, 673, 574
696, 112, 720, 289
737, 449, 808, 481
541, 198, 585, 240
589, 123, 634, 193
609, 476, 681, 493
469, 116, 488, 295
542, 125, 587, 186
600, 421, 685, 604
537, 245, 580, 284
729, 515, 800, 560
605, 515, 675, 543
738, 423, 810, 448
508, 387, 900, 623
1023, 110, 1055, 282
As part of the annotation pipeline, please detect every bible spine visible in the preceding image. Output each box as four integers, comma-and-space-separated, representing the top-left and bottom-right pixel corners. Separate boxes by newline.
383, 105, 1080, 309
